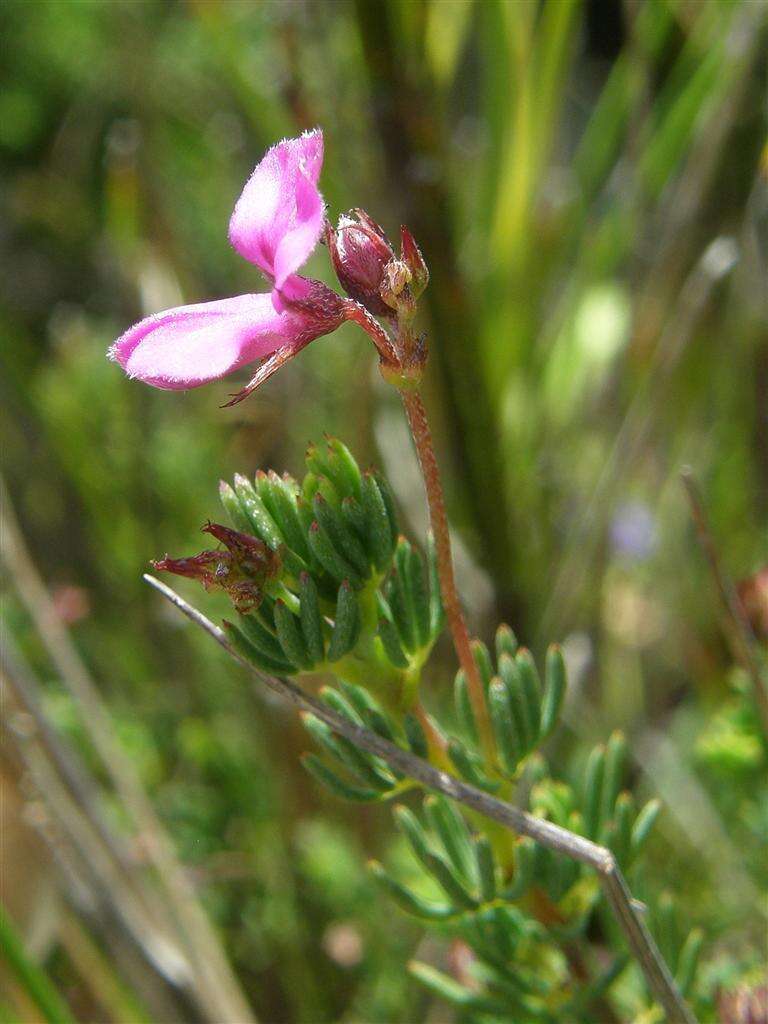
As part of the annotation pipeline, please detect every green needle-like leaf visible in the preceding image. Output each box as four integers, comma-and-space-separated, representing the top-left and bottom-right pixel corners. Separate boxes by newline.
327, 580, 361, 661
516, 648, 542, 743
583, 744, 606, 840
630, 798, 661, 861
454, 669, 479, 746
320, 685, 364, 726
612, 791, 634, 867
219, 480, 253, 533
378, 616, 409, 668
301, 753, 380, 802
372, 471, 399, 550
424, 795, 477, 889
409, 962, 507, 1013
308, 520, 363, 587
298, 572, 325, 664
386, 567, 417, 653
237, 612, 290, 666
233, 474, 283, 549
499, 654, 533, 754
361, 472, 395, 570
474, 835, 497, 902
223, 621, 296, 675
394, 805, 433, 865
488, 676, 521, 774
368, 862, 455, 920
313, 492, 370, 576
502, 837, 536, 900
399, 540, 430, 648
403, 713, 429, 759
274, 599, 312, 669
341, 494, 366, 537
541, 644, 566, 738
326, 437, 363, 499
601, 730, 627, 824
495, 622, 518, 661
265, 471, 311, 562
470, 639, 494, 692
675, 928, 703, 997
448, 738, 500, 792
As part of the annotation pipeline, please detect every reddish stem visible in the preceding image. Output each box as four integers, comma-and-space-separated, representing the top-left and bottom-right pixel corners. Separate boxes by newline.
401, 388, 495, 759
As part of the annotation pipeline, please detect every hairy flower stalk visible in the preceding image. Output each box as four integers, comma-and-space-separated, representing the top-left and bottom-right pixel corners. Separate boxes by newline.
400, 387, 495, 759
349, 225, 496, 761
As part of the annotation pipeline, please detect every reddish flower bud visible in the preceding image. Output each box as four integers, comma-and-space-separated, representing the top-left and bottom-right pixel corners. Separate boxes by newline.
399, 226, 429, 299
327, 210, 396, 318
379, 259, 416, 321
152, 522, 281, 612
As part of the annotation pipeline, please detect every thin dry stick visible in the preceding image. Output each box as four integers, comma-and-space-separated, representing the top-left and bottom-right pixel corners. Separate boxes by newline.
0, 479, 256, 1024
401, 388, 495, 757
145, 573, 698, 1024
1, 637, 192, 987
2, 688, 189, 992
681, 469, 768, 738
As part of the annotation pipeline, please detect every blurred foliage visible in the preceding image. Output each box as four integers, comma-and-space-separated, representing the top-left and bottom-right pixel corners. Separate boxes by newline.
1, 0, 767, 1021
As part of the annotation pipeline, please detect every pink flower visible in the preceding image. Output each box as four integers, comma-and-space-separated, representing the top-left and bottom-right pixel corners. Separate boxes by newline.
109, 129, 348, 401
229, 128, 324, 299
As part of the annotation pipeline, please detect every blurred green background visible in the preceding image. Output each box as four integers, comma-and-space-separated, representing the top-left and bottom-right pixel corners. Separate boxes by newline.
2, 1, 766, 1021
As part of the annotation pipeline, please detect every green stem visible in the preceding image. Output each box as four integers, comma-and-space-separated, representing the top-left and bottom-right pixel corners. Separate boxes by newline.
0, 905, 76, 1024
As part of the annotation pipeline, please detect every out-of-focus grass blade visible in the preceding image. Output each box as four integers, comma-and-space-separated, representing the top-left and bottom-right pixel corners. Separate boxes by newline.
424, 0, 473, 87
0, 904, 76, 1024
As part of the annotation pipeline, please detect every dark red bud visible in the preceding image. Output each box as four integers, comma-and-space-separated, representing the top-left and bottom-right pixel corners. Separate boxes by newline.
327, 211, 396, 318
399, 226, 429, 298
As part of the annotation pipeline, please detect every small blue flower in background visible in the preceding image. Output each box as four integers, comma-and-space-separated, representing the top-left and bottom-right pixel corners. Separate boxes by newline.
610, 501, 657, 561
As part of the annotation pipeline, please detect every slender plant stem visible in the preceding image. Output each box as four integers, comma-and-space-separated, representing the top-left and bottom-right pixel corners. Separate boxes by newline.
400, 388, 495, 758
145, 573, 698, 1024
413, 703, 451, 770
0, 905, 76, 1024
681, 468, 768, 739
2, 637, 196, 1000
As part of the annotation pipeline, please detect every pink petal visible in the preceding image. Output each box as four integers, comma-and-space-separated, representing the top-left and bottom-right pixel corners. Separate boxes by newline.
108, 293, 303, 390
228, 129, 325, 289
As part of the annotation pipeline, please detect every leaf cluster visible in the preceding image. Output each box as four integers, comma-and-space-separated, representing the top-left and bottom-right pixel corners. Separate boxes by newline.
217, 438, 443, 708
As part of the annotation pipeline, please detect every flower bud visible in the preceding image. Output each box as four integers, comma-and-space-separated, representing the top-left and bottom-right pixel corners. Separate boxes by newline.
327, 210, 396, 318
399, 226, 429, 299
379, 260, 416, 321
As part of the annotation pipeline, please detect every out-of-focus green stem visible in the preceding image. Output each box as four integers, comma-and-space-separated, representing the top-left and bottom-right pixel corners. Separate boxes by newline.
0, 905, 76, 1024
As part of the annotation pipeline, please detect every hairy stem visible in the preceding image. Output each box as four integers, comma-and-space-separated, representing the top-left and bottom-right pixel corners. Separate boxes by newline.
400, 388, 495, 759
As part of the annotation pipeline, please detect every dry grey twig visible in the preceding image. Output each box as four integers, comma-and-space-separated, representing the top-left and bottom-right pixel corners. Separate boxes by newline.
144, 573, 698, 1024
